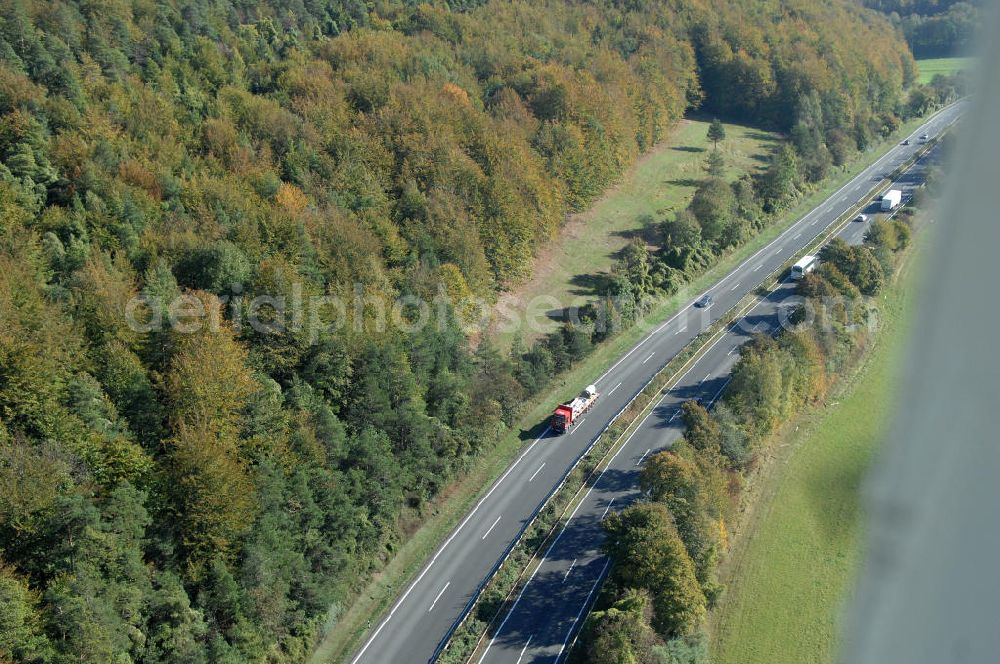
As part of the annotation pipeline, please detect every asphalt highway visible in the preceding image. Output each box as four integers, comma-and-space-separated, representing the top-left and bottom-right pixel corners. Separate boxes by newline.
348, 102, 964, 664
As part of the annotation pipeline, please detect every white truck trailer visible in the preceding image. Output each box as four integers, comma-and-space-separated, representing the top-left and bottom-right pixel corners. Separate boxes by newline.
791, 255, 818, 280
881, 189, 902, 211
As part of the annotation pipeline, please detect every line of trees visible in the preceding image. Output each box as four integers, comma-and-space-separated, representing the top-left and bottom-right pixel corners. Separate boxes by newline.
0, 0, 923, 662
578, 209, 917, 663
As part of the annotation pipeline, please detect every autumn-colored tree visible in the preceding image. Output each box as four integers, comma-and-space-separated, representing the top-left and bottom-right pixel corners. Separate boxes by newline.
641, 451, 724, 587
581, 590, 659, 664
604, 503, 707, 637
164, 297, 257, 438
680, 400, 722, 454
168, 422, 256, 576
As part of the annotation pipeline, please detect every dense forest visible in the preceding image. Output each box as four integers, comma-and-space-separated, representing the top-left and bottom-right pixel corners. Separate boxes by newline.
0, 1, 929, 662
865, 0, 981, 57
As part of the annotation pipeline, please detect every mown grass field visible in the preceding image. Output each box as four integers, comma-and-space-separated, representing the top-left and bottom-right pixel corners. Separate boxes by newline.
916, 56, 974, 85
709, 241, 924, 664
491, 119, 778, 348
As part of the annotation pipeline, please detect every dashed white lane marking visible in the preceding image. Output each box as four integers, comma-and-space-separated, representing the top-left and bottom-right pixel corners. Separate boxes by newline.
608, 381, 623, 396
516, 636, 533, 664
793, 232, 801, 240
601, 497, 616, 520
575, 418, 586, 429
669, 410, 680, 422
728, 345, 739, 356
429, 582, 450, 612
528, 463, 546, 483
752, 264, 762, 271
563, 559, 577, 583
675, 325, 687, 335
702, 372, 712, 383
730, 282, 741, 291
482, 516, 501, 540
636, 448, 651, 466
643, 352, 655, 364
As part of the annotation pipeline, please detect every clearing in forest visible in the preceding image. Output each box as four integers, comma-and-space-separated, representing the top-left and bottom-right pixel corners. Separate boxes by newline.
491, 118, 778, 349
915, 56, 974, 85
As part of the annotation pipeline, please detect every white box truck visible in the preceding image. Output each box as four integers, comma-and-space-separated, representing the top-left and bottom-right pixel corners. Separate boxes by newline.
881, 189, 902, 211
791, 255, 818, 280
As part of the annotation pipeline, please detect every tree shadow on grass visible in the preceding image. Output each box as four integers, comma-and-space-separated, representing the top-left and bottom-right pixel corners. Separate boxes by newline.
610, 214, 660, 246
744, 129, 780, 143
666, 177, 705, 188
569, 272, 615, 297
672, 145, 706, 153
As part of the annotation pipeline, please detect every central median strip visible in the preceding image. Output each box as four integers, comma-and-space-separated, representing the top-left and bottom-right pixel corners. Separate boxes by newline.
439, 122, 955, 664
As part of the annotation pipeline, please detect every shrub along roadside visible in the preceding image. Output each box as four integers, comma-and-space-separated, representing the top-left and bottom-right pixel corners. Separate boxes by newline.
574, 203, 923, 663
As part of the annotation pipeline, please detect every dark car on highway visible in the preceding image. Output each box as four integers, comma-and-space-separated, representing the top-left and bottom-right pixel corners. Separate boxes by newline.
695, 294, 714, 308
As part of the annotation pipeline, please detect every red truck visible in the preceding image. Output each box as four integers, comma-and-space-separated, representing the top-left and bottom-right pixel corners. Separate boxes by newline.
552, 385, 599, 433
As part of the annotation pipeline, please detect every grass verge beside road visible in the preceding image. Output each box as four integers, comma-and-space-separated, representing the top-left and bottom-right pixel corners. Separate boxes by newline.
308, 110, 945, 664
708, 235, 925, 664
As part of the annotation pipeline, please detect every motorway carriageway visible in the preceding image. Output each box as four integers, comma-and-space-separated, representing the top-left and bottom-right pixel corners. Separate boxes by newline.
349, 102, 964, 664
